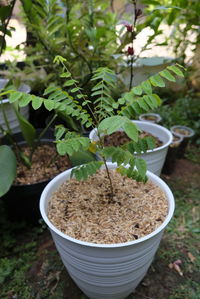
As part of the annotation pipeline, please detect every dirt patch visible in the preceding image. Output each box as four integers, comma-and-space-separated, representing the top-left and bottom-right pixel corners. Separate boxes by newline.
162, 158, 200, 189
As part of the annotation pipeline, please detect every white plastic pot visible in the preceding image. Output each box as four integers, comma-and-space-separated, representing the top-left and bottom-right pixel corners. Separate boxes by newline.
139, 113, 162, 124
170, 125, 195, 139
120, 56, 175, 87
0, 79, 30, 135
89, 121, 173, 176
40, 162, 175, 299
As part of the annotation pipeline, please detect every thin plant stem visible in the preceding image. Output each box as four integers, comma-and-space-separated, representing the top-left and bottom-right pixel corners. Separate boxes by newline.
29, 113, 58, 162
96, 130, 114, 198
129, 0, 138, 90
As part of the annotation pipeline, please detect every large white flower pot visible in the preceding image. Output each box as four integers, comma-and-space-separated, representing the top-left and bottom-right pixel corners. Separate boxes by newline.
40, 162, 175, 299
0, 79, 30, 135
89, 121, 173, 176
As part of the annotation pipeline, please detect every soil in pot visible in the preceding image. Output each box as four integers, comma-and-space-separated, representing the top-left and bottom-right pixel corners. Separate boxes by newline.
15, 143, 71, 185
103, 131, 163, 148
3, 143, 71, 223
48, 169, 168, 244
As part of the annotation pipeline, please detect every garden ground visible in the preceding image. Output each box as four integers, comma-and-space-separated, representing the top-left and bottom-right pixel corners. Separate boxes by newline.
0, 145, 200, 299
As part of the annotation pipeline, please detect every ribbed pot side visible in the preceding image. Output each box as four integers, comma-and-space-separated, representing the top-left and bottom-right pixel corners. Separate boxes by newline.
40, 163, 175, 299
89, 121, 173, 176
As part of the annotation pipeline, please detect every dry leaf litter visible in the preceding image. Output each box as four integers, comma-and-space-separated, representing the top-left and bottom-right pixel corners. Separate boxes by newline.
48, 169, 168, 244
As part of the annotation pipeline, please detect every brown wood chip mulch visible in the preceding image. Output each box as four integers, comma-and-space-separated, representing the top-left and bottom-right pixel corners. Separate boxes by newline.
48, 169, 168, 244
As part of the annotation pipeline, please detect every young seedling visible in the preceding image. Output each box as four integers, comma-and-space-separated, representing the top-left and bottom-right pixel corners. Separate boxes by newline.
6, 56, 185, 198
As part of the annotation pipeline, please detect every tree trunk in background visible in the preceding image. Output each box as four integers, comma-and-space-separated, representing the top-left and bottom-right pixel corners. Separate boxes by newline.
191, 44, 200, 91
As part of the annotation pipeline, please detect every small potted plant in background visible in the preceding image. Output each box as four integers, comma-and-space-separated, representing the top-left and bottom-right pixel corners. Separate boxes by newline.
6, 56, 184, 298
162, 134, 183, 175
139, 112, 162, 123
170, 125, 195, 158
0, 91, 72, 222
89, 62, 184, 176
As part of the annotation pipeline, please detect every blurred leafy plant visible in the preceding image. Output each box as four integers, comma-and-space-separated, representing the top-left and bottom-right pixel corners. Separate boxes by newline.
0, 0, 16, 56
141, 0, 200, 65
19, 0, 123, 92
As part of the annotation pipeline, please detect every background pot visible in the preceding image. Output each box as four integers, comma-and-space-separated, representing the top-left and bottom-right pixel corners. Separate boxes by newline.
170, 125, 195, 158
162, 134, 183, 175
0, 79, 30, 136
139, 113, 162, 124
40, 162, 175, 299
1, 129, 57, 223
89, 121, 173, 176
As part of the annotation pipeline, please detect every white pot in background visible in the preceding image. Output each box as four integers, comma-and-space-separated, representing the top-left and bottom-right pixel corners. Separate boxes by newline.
139, 113, 162, 124
0, 79, 31, 135
120, 56, 175, 87
40, 162, 175, 299
89, 121, 173, 176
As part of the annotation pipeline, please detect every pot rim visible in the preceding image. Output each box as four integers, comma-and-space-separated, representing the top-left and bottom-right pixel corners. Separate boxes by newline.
139, 113, 162, 123
40, 162, 175, 248
89, 120, 173, 154
170, 125, 195, 138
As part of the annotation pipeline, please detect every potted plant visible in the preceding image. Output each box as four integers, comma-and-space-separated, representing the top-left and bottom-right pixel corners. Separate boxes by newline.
162, 134, 183, 175
170, 125, 195, 158
139, 112, 162, 123
0, 86, 86, 222
6, 57, 184, 297
89, 120, 172, 176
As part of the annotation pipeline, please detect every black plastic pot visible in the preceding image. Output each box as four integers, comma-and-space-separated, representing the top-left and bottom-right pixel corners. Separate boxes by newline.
162, 134, 183, 175
1, 129, 56, 224
170, 125, 195, 159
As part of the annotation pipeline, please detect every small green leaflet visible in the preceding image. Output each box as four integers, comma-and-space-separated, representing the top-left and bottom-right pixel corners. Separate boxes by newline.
44, 99, 55, 111
141, 80, 152, 94
159, 69, 176, 82
56, 137, 90, 156
18, 94, 31, 107
98, 116, 127, 135
71, 161, 103, 181
135, 158, 147, 179
9, 92, 23, 103
60, 72, 71, 78
31, 96, 43, 110
132, 85, 143, 95
150, 74, 165, 87
167, 65, 184, 77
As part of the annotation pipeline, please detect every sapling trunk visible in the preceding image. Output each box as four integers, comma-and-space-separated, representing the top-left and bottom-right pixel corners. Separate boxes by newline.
29, 113, 58, 162
96, 129, 114, 199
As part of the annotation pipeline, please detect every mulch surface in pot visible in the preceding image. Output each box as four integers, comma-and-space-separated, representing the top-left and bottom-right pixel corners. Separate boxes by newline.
103, 131, 163, 148
48, 170, 168, 244
173, 128, 191, 136
15, 144, 71, 185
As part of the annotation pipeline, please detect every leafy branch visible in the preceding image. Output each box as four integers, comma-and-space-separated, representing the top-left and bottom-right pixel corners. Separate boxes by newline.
4, 60, 185, 199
